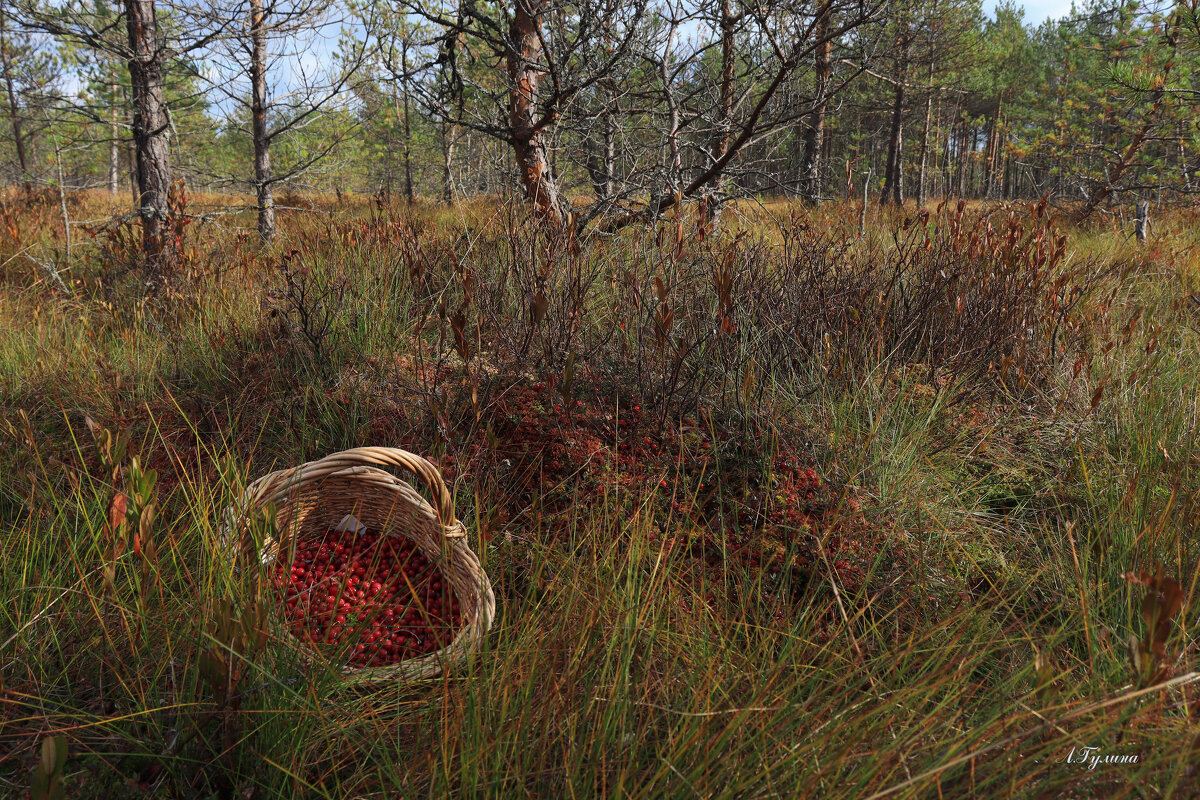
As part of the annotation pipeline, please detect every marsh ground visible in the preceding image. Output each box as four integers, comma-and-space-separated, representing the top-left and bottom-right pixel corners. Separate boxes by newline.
2, 189, 1200, 797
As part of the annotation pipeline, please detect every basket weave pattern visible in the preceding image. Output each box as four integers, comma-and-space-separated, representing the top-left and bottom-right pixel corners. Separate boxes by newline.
225, 447, 496, 683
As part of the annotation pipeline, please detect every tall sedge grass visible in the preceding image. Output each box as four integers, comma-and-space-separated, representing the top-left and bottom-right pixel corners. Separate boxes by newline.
1, 190, 1198, 796
4, 422, 1197, 796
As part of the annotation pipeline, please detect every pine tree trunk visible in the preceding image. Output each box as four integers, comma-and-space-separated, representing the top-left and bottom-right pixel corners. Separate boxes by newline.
0, 14, 30, 193
1078, 115, 1160, 221
916, 66, 934, 207
401, 34, 414, 205
125, 0, 172, 284
964, 130, 974, 196
799, 8, 831, 205
1077, 36, 1174, 223
706, 0, 736, 226
249, 0, 275, 241
956, 123, 967, 196
585, 98, 616, 201
384, 84, 396, 196
506, 0, 566, 225
985, 99, 1002, 200
880, 75, 906, 205
966, 125, 976, 197
128, 133, 138, 205
950, 123, 958, 196
982, 115, 995, 197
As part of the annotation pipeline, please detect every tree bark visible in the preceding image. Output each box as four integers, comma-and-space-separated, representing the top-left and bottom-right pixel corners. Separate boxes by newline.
127, 133, 138, 205
401, 32, 414, 205
1077, 38, 1173, 223
441, 121, 457, 204
249, 0, 275, 241
109, 82, 120, 196
0, 13, 30, 193
916, 65, 934, 207
125, 0, 172, 282
799, 6, 831, 205
506, 0, 567, 225
601, 108, 615, 198
585, 98, 616, 200
1180, 123, 1193, 195
659, 21, 682, 198
1077, 113, 1160, 221
600, 18, 816, 233
984, 98, 1002, 200
705, 0, 736, 226
959, 124, 971, 197
880, 71, 906, 205
952, 123, 961, 196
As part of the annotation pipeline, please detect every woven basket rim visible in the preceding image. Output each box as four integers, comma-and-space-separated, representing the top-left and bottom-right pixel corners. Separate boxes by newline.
222, 447, 496, 685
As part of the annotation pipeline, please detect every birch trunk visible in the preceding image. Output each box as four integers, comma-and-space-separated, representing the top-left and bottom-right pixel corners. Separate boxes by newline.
441, 121, 457, 204
109, 83, 120, 196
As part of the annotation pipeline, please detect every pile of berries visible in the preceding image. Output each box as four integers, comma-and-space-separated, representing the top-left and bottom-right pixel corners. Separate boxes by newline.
272, 528, 462, 668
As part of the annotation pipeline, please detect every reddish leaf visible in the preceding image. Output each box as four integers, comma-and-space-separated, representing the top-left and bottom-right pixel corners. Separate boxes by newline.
108, 493, 128, 534
528, 291, 549, 325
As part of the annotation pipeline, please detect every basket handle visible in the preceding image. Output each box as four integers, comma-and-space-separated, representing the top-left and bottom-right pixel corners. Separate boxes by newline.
304, 446, 457, 529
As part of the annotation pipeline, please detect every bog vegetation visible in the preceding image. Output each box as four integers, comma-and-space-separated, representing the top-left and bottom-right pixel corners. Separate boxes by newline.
2, 0, 1200, 796
1, 188, 1199, 797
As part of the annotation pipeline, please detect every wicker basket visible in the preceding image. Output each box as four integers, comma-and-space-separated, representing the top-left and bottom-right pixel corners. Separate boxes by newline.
222, 446, 496, 684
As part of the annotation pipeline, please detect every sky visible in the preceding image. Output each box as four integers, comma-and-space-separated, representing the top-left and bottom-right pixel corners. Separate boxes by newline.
257, 0, 1083, 119
983, 0, 1079, 24
55, 0, 1088, 116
